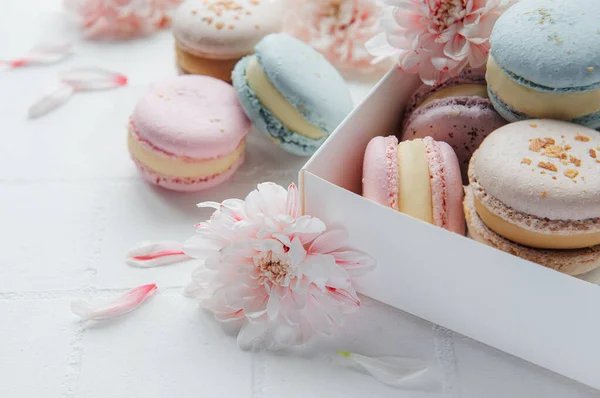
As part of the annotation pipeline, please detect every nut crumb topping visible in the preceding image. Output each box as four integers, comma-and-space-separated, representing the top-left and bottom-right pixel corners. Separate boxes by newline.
590, 149, 597, 158
560, 159, 569, 165
569, 156, 582, 167
538, 161, 558, 172
575, 133, 590, 142
529, 137, 546, 152
521, 158, 532, 165
529, 123, 538, 128
541, 191, 548, 197
216, 22, 224, 29
564, 144, 572, 151
565, 169, 579, 179
552, 176, 557, 180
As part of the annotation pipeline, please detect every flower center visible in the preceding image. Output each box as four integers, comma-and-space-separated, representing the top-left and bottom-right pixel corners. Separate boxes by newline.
433, 0, 466, 30
257, 251, 291, 287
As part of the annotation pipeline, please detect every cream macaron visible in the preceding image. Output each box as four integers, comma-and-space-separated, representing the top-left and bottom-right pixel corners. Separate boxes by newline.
172, 0, 283, 82
128, 75, 250, 191
465, 120, 600, 275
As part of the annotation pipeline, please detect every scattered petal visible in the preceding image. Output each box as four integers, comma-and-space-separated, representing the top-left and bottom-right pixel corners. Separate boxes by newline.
338, 351, 436, 389
1, 42, 73, 68
126, 241, 192, 267
28, 83, 75, 119
27, 67, 127, 118
71, 284, 157, 320
60, 67, 128, 90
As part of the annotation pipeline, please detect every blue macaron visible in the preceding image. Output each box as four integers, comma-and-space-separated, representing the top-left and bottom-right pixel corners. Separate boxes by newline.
232, 33, 353, 156
487, 0, 600, 129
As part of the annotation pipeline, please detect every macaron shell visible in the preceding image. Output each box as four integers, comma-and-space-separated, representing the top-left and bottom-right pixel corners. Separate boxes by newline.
402, 96, 507, 183
490, 0, 600, 90
255, 33, 353, 134
464, 186, 600, 276
232, 56, 324, 156
132, 75, 250, 159
173, 0, 283, 58
404, 68, 487, 116
362, 136, 399, 210
438, 141, 465, 235
472, 119, 600, 221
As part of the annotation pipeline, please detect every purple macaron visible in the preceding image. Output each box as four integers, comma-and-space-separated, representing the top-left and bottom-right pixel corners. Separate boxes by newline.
401, 68, 507, 183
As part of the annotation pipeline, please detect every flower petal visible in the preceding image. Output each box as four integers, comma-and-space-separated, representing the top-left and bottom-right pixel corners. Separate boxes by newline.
28, 83, 75, 119
338, 351, 437, 389
71, 284, 157, 320
309, 229, 348, 254
237, 321, 267, 350
125, 240, 192, 267
60, 67, 128, 90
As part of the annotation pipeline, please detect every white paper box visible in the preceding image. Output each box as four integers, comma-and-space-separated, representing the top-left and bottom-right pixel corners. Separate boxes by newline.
300, 67, 600, 390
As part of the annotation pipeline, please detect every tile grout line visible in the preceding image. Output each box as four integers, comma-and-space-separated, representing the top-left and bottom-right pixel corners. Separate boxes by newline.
0, 286, 186, 301
61, 322, 87, 398
251, 350, 267, 398
433, 325, 461, 398
61, 184, 110, 398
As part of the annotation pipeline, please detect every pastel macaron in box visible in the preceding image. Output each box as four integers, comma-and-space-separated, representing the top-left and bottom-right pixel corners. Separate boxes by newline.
363, 136, 465, 235
465, 120, 600, 275
401, 69, 507, 183
487, 0, 600, 129
233, 33, 354, 156
172, 0, 283, 82
128, 75, 250, 192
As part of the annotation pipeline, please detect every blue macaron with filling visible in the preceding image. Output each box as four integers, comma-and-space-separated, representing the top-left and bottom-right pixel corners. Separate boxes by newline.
232, 33, 353, 156
486, 0, 600, 129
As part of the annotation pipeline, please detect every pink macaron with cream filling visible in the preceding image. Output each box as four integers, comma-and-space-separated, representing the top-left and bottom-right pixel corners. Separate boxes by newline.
128, 75, 250, 192
363, 136, 465, 234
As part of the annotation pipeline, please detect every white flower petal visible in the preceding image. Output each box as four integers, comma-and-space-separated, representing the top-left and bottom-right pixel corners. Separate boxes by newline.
184, 235, 225, 260
338, 351, 436, 389
237, 321, 267, 350
125, 240, 192, 267
71, 284, 157, 320
28, 83, 75, 119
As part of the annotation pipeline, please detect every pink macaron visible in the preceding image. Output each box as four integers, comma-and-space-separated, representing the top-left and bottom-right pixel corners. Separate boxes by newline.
400, 69, 507, 183
363, 136, 465, 235
128, 75, 251, 192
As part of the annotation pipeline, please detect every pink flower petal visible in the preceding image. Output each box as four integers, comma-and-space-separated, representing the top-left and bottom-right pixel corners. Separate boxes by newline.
71, 284, 157, 320
308, 231, 345, 255
60, 67, 128, 90
285, 183, 301, 219
126, 241, 192, 267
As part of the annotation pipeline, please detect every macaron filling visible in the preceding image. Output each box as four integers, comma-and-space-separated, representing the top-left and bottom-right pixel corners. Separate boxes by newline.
397, 140, 433, 224
245, 56, 327, 140
487, 57, 600, 120
175, 42, 240, 81
417, 84, 488, 109
473, 196, 600, 250
128, 128, 245, 179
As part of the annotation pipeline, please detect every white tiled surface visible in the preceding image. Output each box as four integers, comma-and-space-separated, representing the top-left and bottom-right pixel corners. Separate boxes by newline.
1, 1, 599, 397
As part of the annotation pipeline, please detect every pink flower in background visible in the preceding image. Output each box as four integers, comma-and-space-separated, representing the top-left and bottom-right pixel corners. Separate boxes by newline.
184, 183, 375, 349
284, 0, 386, 73
367, 0, 511, 85
64, 0, 182, 39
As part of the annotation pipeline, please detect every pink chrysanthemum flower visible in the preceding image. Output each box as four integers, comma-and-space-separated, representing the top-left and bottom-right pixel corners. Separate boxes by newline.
184, 183, 375, 349
367, 0, 512, 85
284, 0, 386, 73
64, 0, 181, 39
